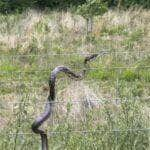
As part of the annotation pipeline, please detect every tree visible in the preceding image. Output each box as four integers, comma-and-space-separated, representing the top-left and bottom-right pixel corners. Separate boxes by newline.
0, 0, 36, 13
77, 0, 108, 35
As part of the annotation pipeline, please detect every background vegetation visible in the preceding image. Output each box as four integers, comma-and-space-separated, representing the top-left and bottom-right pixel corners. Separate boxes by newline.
0, 7, 150, 149
0, 0, 150, 149
0, 0, 150, 13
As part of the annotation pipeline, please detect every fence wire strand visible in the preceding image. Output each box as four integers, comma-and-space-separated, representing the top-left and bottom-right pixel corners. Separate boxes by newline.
0, 52, 150, 149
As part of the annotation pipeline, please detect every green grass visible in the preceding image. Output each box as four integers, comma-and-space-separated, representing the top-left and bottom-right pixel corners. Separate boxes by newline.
101, 25, 128, 36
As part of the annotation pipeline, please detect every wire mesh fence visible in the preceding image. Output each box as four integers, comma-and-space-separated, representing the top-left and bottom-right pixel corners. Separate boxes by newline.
0, 99, 150, 150
0, 51, 150, 149
0, 7, 150, 149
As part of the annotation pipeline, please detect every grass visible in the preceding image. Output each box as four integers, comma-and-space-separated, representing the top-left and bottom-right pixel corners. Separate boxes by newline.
0, 8, 150, 150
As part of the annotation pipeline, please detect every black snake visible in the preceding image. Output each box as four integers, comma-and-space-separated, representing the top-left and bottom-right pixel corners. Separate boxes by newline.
31, 52, 107, 150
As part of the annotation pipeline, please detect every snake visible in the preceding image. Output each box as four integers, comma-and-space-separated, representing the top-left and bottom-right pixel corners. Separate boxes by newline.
31, 52, 107, 150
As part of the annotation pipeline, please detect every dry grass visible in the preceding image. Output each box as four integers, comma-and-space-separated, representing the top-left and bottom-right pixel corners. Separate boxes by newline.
56, 81, 100, 115
0, 8, 149, 53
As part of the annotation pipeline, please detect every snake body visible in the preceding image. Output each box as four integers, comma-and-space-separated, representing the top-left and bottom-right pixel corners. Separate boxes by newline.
31, 53, 106, 150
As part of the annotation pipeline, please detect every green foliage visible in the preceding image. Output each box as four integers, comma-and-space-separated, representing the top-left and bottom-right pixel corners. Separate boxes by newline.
121, 70, 139, 81
77, 0, 108, 18
122, 0, 150, 8
104, 0, 150, 8
0, 0, 36, 13
131, 82, 143, 97
36, 0, 86, 9
87, 69, 113, 80
129, 29, 144, 42
0, 0, 150, 14
140, 70, 150, 82
101, 25, 128, 36
0, 0, 86, 13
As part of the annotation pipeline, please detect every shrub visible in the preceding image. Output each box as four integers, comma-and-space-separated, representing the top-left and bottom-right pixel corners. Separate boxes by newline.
77, 0, 108, 19
0, 0, 36, 13
77, 0, 108, 35
122, 0, 150, 8
121, 70, 139, 81
0, 0, 86, 13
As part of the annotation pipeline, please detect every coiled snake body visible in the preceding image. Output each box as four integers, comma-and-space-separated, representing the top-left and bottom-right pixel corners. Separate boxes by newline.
32, 53, 106, 150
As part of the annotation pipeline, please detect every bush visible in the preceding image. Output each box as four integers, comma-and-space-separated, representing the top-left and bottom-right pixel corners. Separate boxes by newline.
122, 0, 150, 8
0, 0, 150, 13
77, 0, 108, 19
0, 0, 86, 13
36, 0, 86, 9
0, 0, 36, 13
121, 70, 139, 81
104, 0, 150, 8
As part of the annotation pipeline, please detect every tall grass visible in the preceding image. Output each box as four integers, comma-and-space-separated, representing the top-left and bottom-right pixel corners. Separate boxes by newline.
0, 8, 150, 149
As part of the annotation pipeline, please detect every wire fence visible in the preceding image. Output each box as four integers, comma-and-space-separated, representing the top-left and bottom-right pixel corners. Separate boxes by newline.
0, 52, 150, 149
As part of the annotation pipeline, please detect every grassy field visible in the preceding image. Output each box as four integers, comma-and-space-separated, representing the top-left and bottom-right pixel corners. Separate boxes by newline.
0, 8, 150, 149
